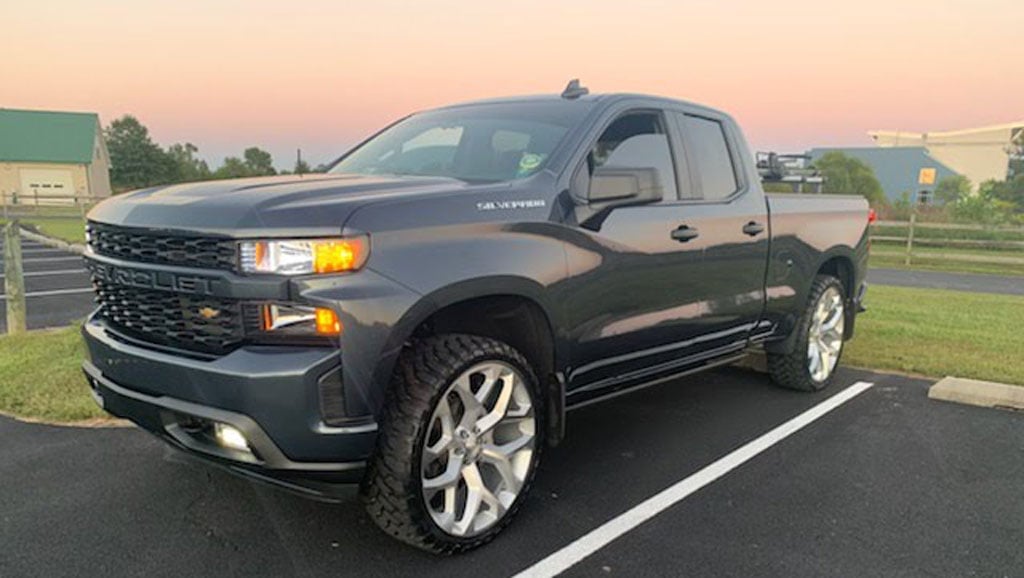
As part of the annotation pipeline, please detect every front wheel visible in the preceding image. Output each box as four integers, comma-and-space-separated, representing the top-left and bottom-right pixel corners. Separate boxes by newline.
768, 275, 847, 392
361, 334, 542, 554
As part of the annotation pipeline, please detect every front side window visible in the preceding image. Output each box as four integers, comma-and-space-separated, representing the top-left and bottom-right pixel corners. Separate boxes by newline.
331, 102, 590, 183
680, 115, 738, 200
584, 112, 678, 199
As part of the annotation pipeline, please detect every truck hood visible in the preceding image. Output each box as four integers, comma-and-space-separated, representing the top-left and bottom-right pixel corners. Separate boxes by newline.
87, 173, 471, 236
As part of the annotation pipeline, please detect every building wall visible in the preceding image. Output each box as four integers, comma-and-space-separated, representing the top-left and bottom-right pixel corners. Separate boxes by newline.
871, 124, 1019, 189
807, 147, 960, 203
0, 161, 90, 205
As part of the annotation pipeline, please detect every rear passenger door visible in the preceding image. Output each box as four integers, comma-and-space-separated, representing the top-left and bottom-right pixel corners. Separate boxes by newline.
666, 111, 770, 347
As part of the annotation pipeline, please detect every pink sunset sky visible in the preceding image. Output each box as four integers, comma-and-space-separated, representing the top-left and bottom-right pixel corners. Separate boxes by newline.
4, 0, 1021, 169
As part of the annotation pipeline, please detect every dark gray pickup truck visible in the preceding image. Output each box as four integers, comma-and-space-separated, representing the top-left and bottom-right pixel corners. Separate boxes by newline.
81, 83, 869, 553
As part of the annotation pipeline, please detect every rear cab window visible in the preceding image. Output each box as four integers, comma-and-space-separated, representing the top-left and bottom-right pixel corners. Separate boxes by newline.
675, 114, 740, 201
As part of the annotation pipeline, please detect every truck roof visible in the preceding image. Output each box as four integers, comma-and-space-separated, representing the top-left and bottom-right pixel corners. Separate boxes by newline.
433, 93, 729, 120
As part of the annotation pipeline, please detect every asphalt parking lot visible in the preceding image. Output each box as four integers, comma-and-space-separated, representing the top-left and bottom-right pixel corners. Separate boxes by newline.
0, 236, 93, 331
1, 366, 1021, 577
867, 268, 1024, 296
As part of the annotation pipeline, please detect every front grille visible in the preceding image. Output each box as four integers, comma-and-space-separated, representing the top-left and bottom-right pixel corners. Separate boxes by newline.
93, 279, 260, 355
87, 222, 237, 271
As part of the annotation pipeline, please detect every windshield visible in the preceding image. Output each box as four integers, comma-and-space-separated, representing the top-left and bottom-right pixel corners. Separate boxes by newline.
330, 101, 591, 183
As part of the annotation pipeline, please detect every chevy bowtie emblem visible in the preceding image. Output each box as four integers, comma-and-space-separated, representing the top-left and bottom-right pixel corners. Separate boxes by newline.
198, 307, 221, 320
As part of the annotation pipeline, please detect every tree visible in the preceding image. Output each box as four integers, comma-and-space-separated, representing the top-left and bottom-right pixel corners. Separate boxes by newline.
811, 152, 886, 206
104, 115, 176, 191
949, 181, 1015, 224
243, 147, 276, 176
1010, 130, 1023, 179
987, 174, 1024, 213
166, 142, 211, 183
934, 175, 972, 205
294, 158, 311, 175
213, 157, 251, 179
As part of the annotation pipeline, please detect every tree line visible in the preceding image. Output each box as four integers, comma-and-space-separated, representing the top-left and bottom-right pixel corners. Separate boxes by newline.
105, 115, 320, 192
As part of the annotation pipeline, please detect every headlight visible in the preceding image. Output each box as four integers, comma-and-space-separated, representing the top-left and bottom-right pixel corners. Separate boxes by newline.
260, 304, 341, 336
240, 236, 369, 275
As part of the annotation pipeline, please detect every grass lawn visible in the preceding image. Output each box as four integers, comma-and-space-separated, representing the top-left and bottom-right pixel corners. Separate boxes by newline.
0, 285, 1020, 425
844, 285, 1024, 385
0, 325, 108, 423
0, 217, 86, 244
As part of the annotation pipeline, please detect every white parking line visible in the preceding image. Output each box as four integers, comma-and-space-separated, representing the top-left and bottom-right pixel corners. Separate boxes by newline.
20, 248, 66, 253
2, 256, 82, 263
0, 288, 94, 300
514, 380, 875, 578
0, 268, 88, 278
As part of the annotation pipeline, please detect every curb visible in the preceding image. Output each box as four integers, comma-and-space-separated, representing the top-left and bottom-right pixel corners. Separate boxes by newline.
929, 376, 1024, 411
18, 227, 86, 255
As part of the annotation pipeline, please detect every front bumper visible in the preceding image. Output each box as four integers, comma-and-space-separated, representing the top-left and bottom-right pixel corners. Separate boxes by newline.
82, 316, 378, 497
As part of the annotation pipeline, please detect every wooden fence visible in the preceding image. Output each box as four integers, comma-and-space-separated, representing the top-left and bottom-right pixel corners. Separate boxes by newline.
1, 192, 105, 220
870, 218, 1024, 266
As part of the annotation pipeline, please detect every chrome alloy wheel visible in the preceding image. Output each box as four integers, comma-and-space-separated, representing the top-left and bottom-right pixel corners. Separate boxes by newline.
807, 286, 845, 383
420, 361, 536, 538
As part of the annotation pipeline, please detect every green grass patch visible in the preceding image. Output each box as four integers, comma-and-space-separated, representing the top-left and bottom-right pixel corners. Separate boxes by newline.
844, 285, 1024, 385
0, 217, 86, 244
0, 325, 107, 423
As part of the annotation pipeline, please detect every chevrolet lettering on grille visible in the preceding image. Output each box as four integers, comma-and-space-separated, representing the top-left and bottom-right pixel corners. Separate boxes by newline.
87, 260, 217, 296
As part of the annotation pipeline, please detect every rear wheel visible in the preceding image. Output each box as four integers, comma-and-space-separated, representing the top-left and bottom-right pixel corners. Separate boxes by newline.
361, 334, 542, 553
768, 275, 846, 392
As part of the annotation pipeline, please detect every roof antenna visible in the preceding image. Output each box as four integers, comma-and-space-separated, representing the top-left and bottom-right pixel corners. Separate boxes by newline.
561, 78, 589, 100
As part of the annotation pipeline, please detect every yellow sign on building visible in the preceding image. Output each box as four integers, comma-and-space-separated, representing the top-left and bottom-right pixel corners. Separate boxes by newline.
918, 168, 937, 185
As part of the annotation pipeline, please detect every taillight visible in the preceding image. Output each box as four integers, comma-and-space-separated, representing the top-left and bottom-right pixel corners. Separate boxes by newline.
868, 208, 877, 224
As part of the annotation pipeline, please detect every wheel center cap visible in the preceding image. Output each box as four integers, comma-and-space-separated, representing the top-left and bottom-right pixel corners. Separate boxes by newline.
456, 428, 482, 461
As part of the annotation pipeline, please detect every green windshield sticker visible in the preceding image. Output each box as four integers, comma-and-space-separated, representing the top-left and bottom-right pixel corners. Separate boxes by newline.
517, 153, 545, 176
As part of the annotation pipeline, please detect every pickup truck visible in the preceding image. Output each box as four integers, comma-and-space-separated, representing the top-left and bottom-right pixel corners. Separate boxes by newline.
81, 82, 869, 553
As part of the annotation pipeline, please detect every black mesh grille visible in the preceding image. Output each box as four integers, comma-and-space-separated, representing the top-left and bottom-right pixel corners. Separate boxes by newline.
87, 222, 237, 271
92, 279, 260, 355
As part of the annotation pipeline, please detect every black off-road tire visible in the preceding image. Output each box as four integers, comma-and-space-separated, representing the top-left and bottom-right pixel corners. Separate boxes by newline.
360, 334, 544, 554
768, 274, 846, 392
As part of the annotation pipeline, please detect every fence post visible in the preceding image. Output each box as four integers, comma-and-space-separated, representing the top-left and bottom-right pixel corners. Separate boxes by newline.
904, 212, 916, 266
3, 220, 27, 334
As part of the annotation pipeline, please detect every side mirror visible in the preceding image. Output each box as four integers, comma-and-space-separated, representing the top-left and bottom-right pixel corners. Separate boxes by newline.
588, 166, 664, 205
573, 166, 664, 230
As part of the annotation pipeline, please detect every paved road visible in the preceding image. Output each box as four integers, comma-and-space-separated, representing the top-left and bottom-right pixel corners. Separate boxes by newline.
0, 236, 93, 331
2, 366, 1021, 577
868, 267, 1024, 296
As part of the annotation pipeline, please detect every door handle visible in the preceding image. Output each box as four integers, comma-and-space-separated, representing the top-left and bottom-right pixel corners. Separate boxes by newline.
742, 221, 765, 236
671, 225, 700, 242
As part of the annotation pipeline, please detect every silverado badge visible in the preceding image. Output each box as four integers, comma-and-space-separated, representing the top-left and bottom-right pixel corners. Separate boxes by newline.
198, 307, 221, 320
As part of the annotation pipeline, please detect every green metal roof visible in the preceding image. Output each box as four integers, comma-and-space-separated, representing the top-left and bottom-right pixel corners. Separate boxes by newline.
0, 109, 99, 164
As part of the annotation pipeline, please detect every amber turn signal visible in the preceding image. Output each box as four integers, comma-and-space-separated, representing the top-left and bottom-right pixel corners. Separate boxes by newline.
313, 238, 367, 274
315, 308, 342, 336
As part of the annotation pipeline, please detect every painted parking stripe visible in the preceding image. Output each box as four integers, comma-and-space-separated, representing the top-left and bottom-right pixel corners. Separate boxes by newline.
514, 380, 875, 578
0, 288, 94, 300
0, 268, 88, 278
0, 256, 81, 263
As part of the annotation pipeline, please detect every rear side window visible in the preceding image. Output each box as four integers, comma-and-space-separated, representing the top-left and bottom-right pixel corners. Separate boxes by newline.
680, 115, 738, 200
